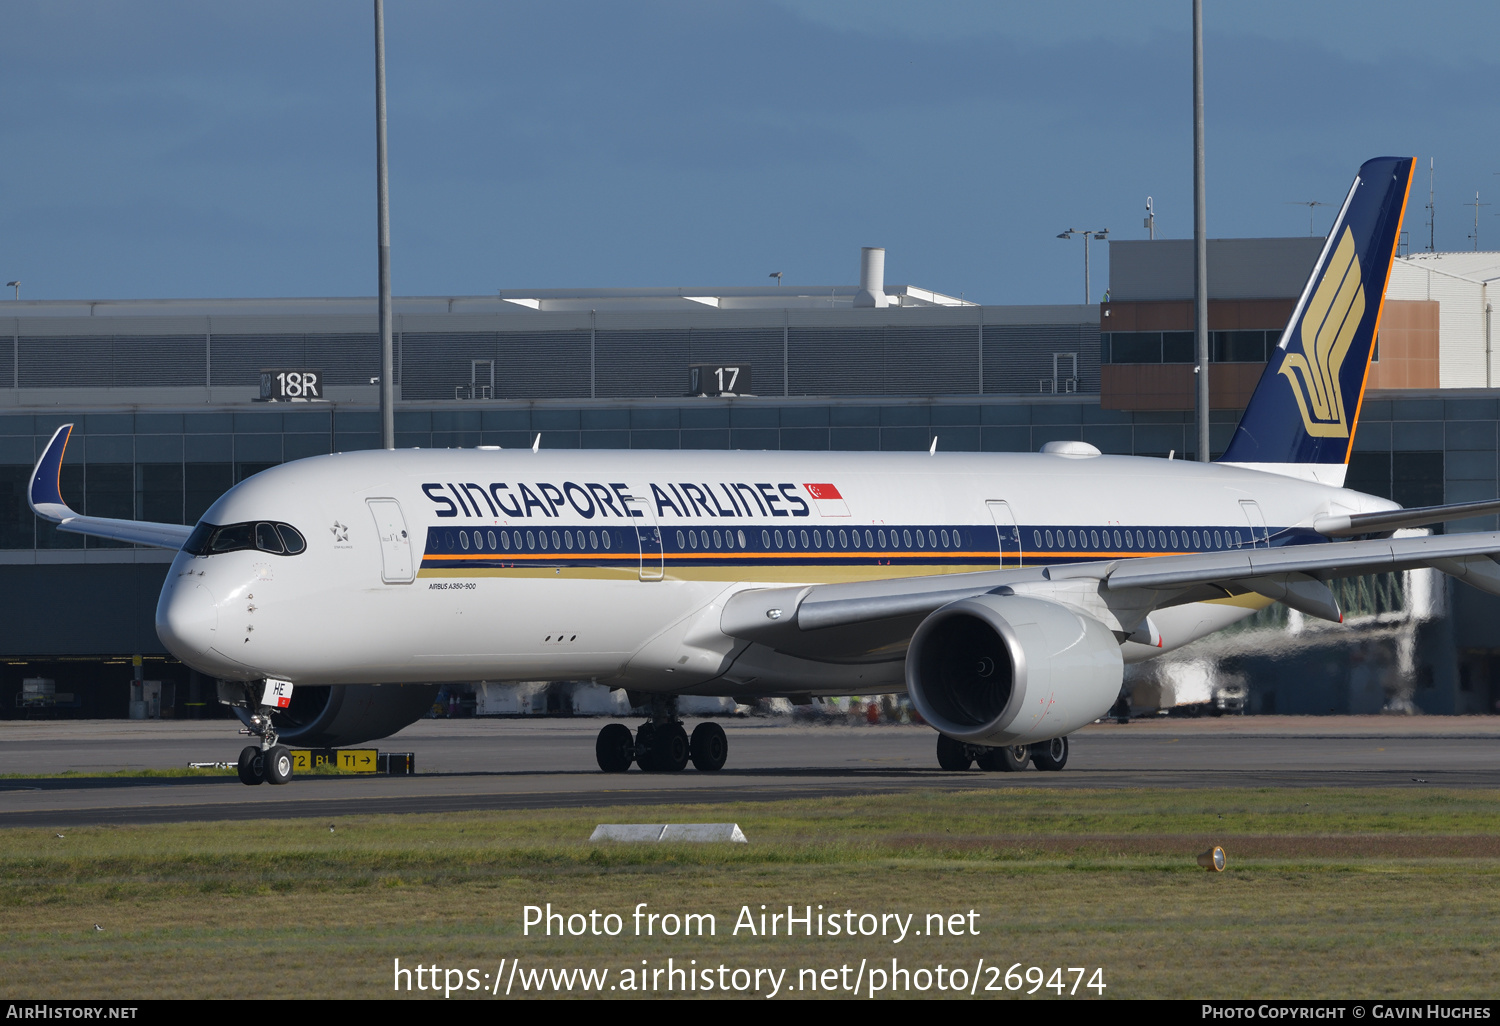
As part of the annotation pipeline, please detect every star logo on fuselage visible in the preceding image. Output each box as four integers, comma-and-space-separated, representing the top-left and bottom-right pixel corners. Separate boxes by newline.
331, 521, 348, 543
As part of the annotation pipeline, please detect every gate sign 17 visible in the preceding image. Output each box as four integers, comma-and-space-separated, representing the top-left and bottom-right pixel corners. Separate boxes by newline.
260, 369, 323, 401
688, 364, 751, 396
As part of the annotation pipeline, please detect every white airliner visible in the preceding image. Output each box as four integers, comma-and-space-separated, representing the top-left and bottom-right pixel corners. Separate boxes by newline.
29, 156, 1500, 785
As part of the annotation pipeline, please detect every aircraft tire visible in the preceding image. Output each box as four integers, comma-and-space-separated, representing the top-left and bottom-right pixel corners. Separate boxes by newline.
936, 734, 972, 771
656, 723, 690, 772
595, 723, 635, 773
977, 744, 1030, 772
1030, 736, 1069, 771
689, 722, 728, 771
236, 745, 265, 786
264, 745, 294, 785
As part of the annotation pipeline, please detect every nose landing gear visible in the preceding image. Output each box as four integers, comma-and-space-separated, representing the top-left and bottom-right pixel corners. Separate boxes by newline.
222, 679, 297, 786
593, 695, 729, 773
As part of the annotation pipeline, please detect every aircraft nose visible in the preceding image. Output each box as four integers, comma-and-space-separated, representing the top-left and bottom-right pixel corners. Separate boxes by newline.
155, 577, 219, 662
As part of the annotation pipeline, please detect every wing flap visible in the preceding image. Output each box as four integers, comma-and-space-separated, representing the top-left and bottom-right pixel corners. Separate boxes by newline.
1105, 531, 1500, 592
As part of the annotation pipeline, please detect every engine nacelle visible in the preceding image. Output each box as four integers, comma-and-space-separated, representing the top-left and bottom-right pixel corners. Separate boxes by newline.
906, 595, 1122, 746
230, 683, 439, 748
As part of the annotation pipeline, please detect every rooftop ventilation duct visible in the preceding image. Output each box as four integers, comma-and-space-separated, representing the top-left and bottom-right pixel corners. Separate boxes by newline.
854, 247, 888, 308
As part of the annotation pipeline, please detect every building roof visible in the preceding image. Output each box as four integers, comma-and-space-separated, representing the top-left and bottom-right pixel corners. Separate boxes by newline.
0, 284, 976, 320
1397, 252, 1500, 283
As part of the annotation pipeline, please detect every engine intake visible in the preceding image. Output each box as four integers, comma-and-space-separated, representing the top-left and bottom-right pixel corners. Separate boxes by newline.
231, 683, 439, 748
906, 595, 1122, 746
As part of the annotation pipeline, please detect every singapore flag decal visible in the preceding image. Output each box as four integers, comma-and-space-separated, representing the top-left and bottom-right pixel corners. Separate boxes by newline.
804, 483, 850, 517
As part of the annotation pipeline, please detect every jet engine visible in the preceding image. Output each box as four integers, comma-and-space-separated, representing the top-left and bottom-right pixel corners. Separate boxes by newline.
231, 683, 440, 748
906, 595, 1122, 746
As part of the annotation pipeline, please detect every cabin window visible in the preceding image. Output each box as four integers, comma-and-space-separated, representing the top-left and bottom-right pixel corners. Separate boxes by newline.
459, 531, 469, 550
473, 530, 484, 550
526, 531, 536, 550
762, 529, 771, 548
602, 531, 611, 550
564, 531, 574, 550
839, 529, 848, 548
738, 530, 747, 548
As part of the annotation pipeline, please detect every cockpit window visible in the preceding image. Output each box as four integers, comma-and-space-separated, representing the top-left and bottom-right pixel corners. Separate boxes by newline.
211, 523, 255, 553
184, 521, 308, 557
255, 522, 284, 554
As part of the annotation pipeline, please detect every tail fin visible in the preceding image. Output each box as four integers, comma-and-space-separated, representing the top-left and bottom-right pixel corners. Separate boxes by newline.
1219, 156, 1415, 484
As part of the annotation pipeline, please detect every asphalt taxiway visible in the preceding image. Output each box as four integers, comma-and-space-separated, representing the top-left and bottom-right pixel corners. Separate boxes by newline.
2, 715, 1498, 827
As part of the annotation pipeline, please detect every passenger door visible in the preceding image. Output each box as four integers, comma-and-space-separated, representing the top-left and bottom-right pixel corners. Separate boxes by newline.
624, 495, 664, 581
987, 499, 1022, 568
367, 498, 415, 584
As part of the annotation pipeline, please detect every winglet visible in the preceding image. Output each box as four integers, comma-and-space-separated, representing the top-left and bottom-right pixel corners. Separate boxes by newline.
30, 424, 76, 522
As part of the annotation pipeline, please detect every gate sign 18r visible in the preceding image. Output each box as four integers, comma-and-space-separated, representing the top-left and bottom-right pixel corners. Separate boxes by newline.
260, 369, 324, 401
688, 364, 751, 396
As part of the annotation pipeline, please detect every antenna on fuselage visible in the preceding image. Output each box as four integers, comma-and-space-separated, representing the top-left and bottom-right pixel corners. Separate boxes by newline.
532, 433, 541, 454
929, 436, 938, 455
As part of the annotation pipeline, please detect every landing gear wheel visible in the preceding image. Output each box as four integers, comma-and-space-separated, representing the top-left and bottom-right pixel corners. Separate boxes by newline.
689, 722, 728, 771
1030, 736, 1069, 771
237, 745, 265, 786
977, 744, 1031, 772
596, 723, 635, 773
264, 745, 294, 785
634, 723, 658, 772
654, 723, 690, 772
936, 734, 973, 770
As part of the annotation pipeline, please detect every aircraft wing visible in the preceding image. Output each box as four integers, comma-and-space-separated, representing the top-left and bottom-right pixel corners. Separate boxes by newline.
721, 528, 1500, 658
29, 424, 195, 550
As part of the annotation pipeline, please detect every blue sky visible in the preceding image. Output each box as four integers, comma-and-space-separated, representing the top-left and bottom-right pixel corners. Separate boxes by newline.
1, 1, 1496, 304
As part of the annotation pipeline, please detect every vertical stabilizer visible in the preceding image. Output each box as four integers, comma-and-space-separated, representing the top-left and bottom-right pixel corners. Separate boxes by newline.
1219, 156, 1415, 484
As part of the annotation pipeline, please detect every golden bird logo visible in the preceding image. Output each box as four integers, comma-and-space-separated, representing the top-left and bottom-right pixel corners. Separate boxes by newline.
1277, 226, 1365, 438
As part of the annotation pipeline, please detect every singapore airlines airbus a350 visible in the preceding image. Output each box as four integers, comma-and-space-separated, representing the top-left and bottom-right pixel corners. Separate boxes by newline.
30, 156, 1500, 785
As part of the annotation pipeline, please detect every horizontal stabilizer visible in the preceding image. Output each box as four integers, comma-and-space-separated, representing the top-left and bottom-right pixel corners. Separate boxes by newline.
1315, 498, 1500, 537
29, 424, 195, 551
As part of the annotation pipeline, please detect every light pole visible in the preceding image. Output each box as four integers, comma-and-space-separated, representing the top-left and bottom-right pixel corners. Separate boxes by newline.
1056, 228, 1109, 303
375, 0, 394, 451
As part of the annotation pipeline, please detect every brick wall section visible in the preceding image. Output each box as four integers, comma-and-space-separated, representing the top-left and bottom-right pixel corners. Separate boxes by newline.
1367, 300, 1439, 390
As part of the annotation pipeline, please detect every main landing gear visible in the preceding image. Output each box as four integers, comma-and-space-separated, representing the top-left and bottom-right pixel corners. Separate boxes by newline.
936, 733, 1069, 772
595, 695, 728, 773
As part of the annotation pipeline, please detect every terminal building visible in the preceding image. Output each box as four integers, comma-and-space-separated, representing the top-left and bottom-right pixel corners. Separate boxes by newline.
3, 244, 1499, 719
